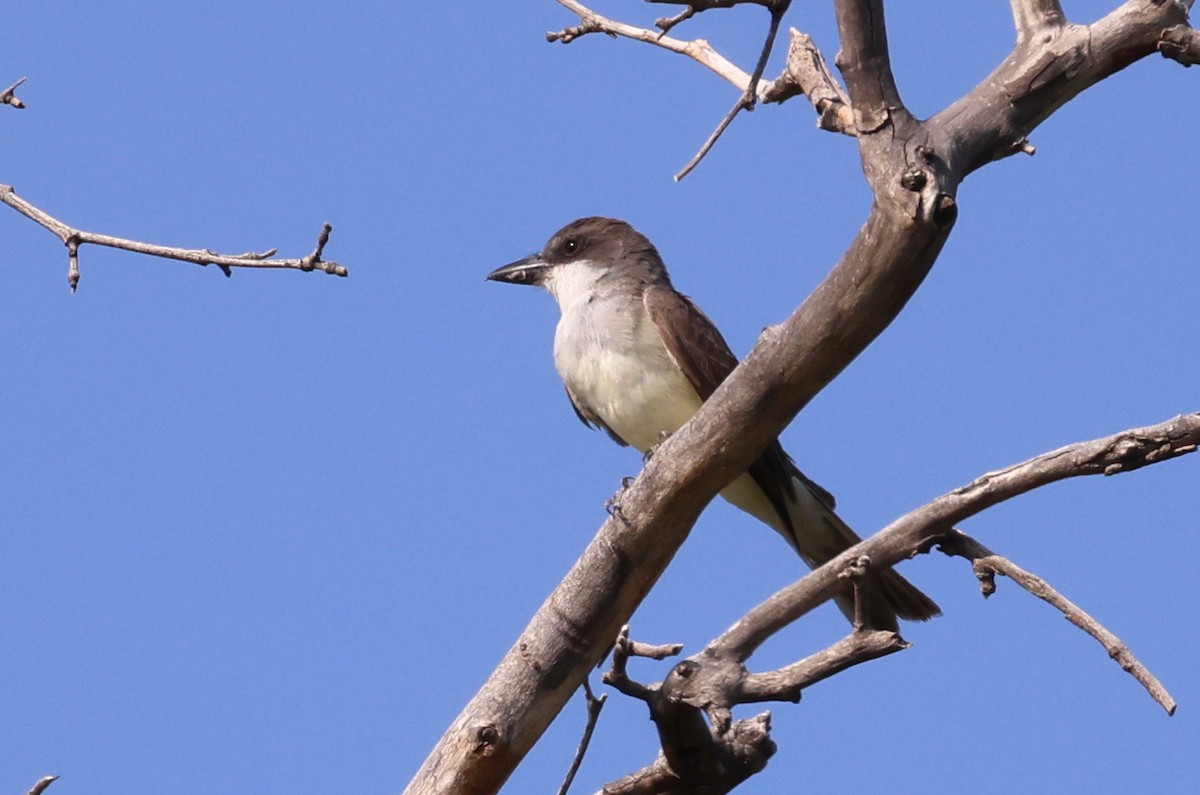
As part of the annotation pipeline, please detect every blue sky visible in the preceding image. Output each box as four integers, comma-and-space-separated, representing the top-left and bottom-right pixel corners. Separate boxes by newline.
3, 2, 1197, 793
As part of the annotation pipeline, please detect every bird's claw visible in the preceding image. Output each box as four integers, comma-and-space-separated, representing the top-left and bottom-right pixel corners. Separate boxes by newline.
605, 476, 637, 523
642, 430, 673, 465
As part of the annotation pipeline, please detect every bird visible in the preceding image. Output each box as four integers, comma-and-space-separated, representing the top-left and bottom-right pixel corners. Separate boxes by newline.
486, 216, 938, 630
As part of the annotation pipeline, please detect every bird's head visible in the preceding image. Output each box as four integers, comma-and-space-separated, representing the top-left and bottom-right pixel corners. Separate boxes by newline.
487, 217, 665, 308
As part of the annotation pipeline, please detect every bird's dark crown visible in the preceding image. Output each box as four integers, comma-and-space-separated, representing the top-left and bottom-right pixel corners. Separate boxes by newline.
541, 217, 664, 275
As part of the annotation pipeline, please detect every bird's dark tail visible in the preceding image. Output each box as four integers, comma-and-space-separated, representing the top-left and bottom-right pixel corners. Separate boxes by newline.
721, 467, 940, 632
793, 483, 940, 632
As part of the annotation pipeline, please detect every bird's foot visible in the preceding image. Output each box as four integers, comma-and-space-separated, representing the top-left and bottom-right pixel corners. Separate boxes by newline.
605, 476, 637, 524
642, 430, 673, 465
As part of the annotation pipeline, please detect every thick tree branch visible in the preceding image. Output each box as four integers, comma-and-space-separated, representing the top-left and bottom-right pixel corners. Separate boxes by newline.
407, 2, 1196, 789
0, 184, 346, 291
833, 0, 911, 134
1159, 23, 1200, 65
599, 713, 773, 795
940, 531, 1177, 715
935, 0, 1193, 175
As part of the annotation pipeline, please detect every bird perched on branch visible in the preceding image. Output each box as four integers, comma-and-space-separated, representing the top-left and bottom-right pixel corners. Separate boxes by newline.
487, 217, 938, 630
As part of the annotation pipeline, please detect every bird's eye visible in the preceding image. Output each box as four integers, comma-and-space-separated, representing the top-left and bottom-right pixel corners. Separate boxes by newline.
563, 238, 579, 255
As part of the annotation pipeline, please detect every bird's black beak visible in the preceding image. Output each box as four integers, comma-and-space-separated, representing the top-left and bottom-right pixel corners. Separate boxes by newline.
486, 253, 548, 286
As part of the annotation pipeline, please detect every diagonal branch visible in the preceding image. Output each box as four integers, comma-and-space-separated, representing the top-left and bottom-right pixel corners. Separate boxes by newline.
556, 680, 607, 795
551, 0, 799, 180
940, 531, 1177, 715
0, 184, 346, 291
672, 1, 792, 180
713, 412, 1200, 658
407, 2, 1196, 790
25, 777, 58, 795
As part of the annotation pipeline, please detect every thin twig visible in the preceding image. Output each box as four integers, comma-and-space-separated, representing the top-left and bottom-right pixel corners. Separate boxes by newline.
940, 531, 1177, 715
673, 2, 790, 180
648, 0, 774, 35
0, 184, 346, 291
556, 680, 608, 795
549, 1, 756, 95
602, 625, 681, 700
2, 76, 28, 109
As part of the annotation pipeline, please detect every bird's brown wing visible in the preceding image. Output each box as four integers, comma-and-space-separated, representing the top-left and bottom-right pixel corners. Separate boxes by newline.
643, 286, 801, 534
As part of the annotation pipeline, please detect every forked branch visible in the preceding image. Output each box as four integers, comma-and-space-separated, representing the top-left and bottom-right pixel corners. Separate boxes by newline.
548, 0, 757, 95
407, 1, 1198, 789
0, 184, 347, 291
550, 0, 804, 180
715, 412, 1200, 657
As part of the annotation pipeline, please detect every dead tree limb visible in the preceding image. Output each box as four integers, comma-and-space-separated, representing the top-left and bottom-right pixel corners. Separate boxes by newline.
939, 531, 1177, 715
25, 776, 58, 795
0, 185, 346, 291
597, 413, 1193, 786
406, 1, 1197, 791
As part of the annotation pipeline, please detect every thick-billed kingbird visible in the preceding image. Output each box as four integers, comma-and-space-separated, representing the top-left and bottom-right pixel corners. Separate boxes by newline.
487, 216, 938, 630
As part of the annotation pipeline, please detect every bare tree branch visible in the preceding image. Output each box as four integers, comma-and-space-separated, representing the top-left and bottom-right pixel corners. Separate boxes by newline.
937, 0, 1194, 175
740, 629, 908, 702
556, 680, 608, 795
761, 28, 856, 134
672, 1, 791, 180
548, 1, 757, 96
1009, 0, 1066, 42
589, 411, 1195, 786
406, 0, 1196, 788
599, 713, 772, 795
1159, 23, 1200, 66
940, 531, 1177, 715
646, 0, 778, 36
833, 0, 911, 134
713, 412, 1200, 658
25, 776, 58, 795
595, 626, 902, 791
2, 76, 28, 109
550, 1, 803, 179
0, 184, 347, 291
